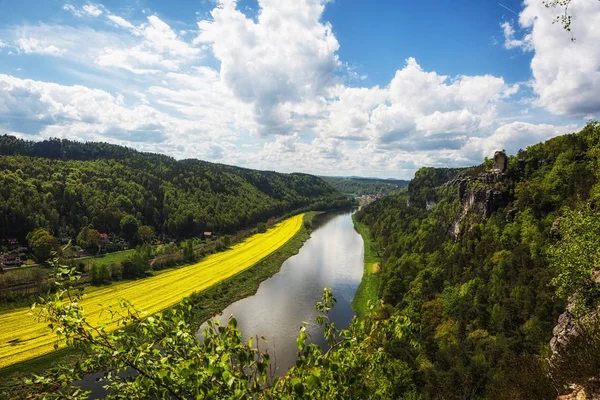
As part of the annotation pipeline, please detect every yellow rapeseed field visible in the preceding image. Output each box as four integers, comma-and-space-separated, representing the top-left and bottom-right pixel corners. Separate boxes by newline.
0, 214, 303, 369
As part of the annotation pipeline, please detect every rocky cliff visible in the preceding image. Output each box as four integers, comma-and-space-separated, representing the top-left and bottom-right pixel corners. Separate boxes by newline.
446, 171, 511, 239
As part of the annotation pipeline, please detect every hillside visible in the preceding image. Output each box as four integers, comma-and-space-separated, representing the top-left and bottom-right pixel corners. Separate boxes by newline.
321, 176, 409, 197
0, 135, 352, 243
355, 122, 600, 399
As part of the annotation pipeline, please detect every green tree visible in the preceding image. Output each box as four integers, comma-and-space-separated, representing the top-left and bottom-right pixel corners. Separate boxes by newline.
257, 222, 267, 233
182, 240, 194, 262
120, 215, 139, 242
76, 226, 101, 253
26, 228, 59, 262
548, 207, 600, 312
137, 225, 155, 244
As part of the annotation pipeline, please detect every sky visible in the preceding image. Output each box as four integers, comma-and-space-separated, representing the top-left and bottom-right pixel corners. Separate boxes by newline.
0, 0, 599, 179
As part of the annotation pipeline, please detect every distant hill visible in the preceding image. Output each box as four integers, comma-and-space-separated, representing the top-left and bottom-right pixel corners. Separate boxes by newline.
321, 176, 409, 197
0, 135, 353, 241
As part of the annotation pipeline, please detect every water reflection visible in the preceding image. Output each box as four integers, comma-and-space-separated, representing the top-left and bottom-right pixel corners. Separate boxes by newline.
197, 210, 364, 375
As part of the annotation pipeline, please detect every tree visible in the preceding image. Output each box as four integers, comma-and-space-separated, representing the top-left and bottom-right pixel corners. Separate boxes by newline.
120, 215, 139, 242
76, 226, 101, 253
548, 206, 600, 313
182, 240, 194, 262
256, 222, 267, 233
137, 225, 155, 244
543, 0, 600, 41
26, 228, 59, 262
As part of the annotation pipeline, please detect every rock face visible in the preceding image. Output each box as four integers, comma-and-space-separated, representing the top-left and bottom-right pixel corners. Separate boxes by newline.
550, 304, 581, 355
492, 150, 508, 173
448, 172, 510, 239
551, 271, 600, 355
551, 271, 600, 400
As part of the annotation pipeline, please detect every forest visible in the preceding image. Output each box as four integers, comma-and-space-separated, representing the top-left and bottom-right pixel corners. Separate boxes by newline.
0, 135, 353, 245
321, 176, 408, 197
354, 121, 600, 398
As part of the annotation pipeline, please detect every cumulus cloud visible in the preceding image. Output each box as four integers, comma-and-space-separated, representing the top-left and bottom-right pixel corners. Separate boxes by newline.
462, 121, 579, 160
195, 0, 341, 135
318, 58, 518, 152
500, 21, 533, 51
16, 38, 64, 56
0, 74, 208, 146
97, 14, 201, 73
511, 0, 600, 117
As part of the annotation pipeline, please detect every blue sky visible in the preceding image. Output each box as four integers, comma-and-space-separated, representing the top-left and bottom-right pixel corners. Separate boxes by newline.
0, 0, 598, 178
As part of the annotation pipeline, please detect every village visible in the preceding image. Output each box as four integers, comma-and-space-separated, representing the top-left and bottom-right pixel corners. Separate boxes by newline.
0, 229, 221, 272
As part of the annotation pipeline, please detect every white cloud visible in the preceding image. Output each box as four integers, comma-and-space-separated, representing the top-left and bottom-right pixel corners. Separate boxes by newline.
82, 4, 103, 17
317, 58, 517, 151
501, 21, 533, 51
106, 15, 140, 34
461, 121, 579, 159
512, 0, 600, 117
195, 0, 341, 135
63, 3, 103, 17
96, 14, 201, 73
16, 38, 64, 56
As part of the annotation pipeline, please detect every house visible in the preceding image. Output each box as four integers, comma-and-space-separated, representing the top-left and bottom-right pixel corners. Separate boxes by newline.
0, 253, 21, 267
203, 232, 215, 239
99, 233, 109, 244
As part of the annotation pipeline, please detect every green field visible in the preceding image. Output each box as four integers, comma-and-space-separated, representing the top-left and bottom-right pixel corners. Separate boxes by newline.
77, 249, 135, 268
351, 214, 382, 318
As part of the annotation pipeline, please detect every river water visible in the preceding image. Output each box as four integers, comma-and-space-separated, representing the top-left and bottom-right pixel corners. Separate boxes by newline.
78, 210, 364, 395
197, 210, 364, 375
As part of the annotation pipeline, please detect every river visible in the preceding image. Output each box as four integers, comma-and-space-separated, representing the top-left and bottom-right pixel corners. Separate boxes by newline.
78, 210, 364, 395
197, 210, 364, 375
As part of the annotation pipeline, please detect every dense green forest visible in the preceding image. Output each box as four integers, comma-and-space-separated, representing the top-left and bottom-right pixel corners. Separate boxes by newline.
321, 176, 408, 197
354, 121, 600, 398
0, 136, 352, 243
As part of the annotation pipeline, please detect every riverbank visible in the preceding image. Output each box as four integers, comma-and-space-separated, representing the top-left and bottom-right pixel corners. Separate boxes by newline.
351, 214, 382, 318
0, 212, 317, 399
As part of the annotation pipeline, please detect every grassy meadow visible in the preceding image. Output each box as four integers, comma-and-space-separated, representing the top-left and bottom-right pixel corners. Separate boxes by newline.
351, 214, 382, 318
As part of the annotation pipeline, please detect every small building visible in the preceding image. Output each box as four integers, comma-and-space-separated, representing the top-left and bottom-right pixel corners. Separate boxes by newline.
0, 253, 21, 267
7, 238, 18, 247
203, 232, 214, 239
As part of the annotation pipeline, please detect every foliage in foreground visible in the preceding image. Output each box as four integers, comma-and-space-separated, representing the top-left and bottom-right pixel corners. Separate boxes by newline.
27, 260, 418, 399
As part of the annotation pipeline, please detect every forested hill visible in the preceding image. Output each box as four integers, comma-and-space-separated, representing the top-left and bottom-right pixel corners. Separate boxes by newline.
0, 135, 352, 241
355, 122, 600, 398
321, 176, 409, 196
